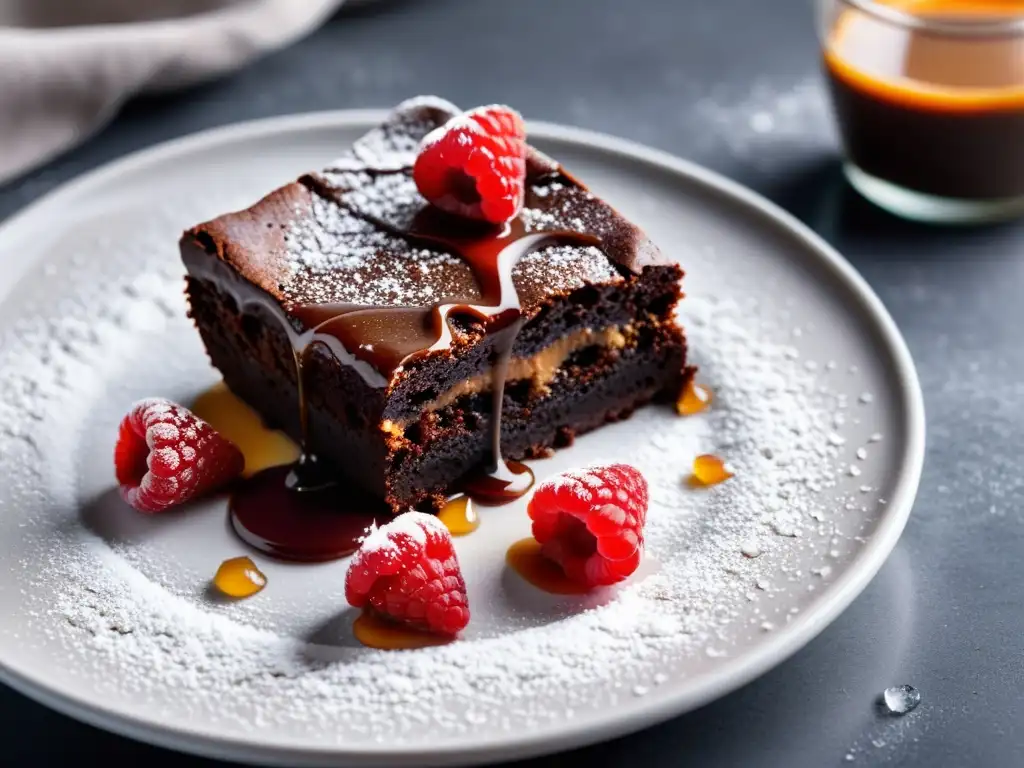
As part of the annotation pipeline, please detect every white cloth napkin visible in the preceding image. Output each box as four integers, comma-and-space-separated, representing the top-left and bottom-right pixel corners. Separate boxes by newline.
0, 0, 346, 184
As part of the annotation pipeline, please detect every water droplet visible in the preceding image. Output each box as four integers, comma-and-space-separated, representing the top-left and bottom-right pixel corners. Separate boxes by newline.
632, 685, 649, 697
882, 684, 921, 715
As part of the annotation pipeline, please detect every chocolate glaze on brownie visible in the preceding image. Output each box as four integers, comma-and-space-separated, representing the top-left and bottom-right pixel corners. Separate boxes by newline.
182, 96, 688, 517
186, 100, 668, 342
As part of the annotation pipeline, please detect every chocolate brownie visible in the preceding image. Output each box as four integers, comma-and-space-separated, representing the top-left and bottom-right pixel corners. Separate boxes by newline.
180, 96, 688, 512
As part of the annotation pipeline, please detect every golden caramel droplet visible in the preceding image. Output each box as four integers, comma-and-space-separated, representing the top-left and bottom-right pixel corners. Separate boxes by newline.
676, 379, 713, 416
505, 537, 592, 595
352, 611, 452, 650
437, 495, 480, 536
192, 382, 301, 478
690, 454, 734, 486
213, 556, 267, 598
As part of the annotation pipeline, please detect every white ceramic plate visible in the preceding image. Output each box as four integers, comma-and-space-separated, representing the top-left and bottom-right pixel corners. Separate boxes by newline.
0, 112, 924, 766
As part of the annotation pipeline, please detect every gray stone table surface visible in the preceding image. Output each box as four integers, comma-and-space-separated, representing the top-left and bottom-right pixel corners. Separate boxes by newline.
2, 0, 1022, 765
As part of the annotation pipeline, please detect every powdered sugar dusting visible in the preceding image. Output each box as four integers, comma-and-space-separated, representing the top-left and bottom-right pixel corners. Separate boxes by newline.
513, 244, 621, 296
0, 177, 898, 750
0, 235, 881, 745
356, 511, 440, 556
281, 194, 621, 311
322, 95, 459, 174
419, 111, 485, 151
278, 97, 630, 318
283, 193, 477, 307
282, 179, 622, 310
334, 171, 426, 232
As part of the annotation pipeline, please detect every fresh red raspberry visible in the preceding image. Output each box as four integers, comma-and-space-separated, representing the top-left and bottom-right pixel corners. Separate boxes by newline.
413, 105, 527, 224
345, 512, 470, 635
114, 398, 244, 514
527, 464, 649, 588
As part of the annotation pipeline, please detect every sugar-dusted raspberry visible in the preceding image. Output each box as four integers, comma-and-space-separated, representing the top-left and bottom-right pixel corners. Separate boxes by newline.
527, 464, 649, 588
345, 511, 470, 635
114, 398, 244, 513
413, 105, 527, 224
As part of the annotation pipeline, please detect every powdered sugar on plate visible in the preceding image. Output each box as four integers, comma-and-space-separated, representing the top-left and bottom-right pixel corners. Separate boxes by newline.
0, 205, 877, 744
0, 113, 909, 754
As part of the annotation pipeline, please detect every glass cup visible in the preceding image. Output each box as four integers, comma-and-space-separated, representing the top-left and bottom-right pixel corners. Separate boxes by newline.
816, 0, 1024, 223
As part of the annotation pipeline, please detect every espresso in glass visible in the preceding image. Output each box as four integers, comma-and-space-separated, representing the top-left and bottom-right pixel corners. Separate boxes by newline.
819, 0, 1024, 222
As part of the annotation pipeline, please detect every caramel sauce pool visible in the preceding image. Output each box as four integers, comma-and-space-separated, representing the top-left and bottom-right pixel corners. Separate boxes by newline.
505, 537, 591, 596
191, 382, 300, 477
352, 612, 453, 650
690, 454, 734, 487
193, 383, 526, 562
676, 379, 712, 416
213, 556, 267, 598
437, 495, 480, 536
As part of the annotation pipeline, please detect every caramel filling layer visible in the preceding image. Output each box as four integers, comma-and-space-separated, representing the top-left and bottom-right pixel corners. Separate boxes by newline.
383, 326, 629, 432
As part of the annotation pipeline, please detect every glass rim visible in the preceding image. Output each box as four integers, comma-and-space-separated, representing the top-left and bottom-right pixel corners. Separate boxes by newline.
837, 0, 1024, 37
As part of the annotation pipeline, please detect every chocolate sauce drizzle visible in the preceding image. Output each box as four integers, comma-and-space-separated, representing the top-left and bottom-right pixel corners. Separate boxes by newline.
230, 465, 389, 561
220, 176, 601, 560
288, 207, 598, 492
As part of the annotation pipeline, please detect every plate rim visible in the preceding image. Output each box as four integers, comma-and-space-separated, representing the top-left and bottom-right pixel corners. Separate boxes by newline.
0, 110, 926, 767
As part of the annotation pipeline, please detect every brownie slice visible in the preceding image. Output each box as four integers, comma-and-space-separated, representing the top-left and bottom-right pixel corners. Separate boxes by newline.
181, 96, 688, 512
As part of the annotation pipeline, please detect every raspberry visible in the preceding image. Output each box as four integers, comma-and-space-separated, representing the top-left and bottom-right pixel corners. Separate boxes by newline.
114, 398, 244, 514
345, 512, 470, 635
413, 105, 527, 224
527, 464, 649, 588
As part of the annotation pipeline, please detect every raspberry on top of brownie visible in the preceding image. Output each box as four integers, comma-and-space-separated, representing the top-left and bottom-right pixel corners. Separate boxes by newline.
180, 96, 688, 512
